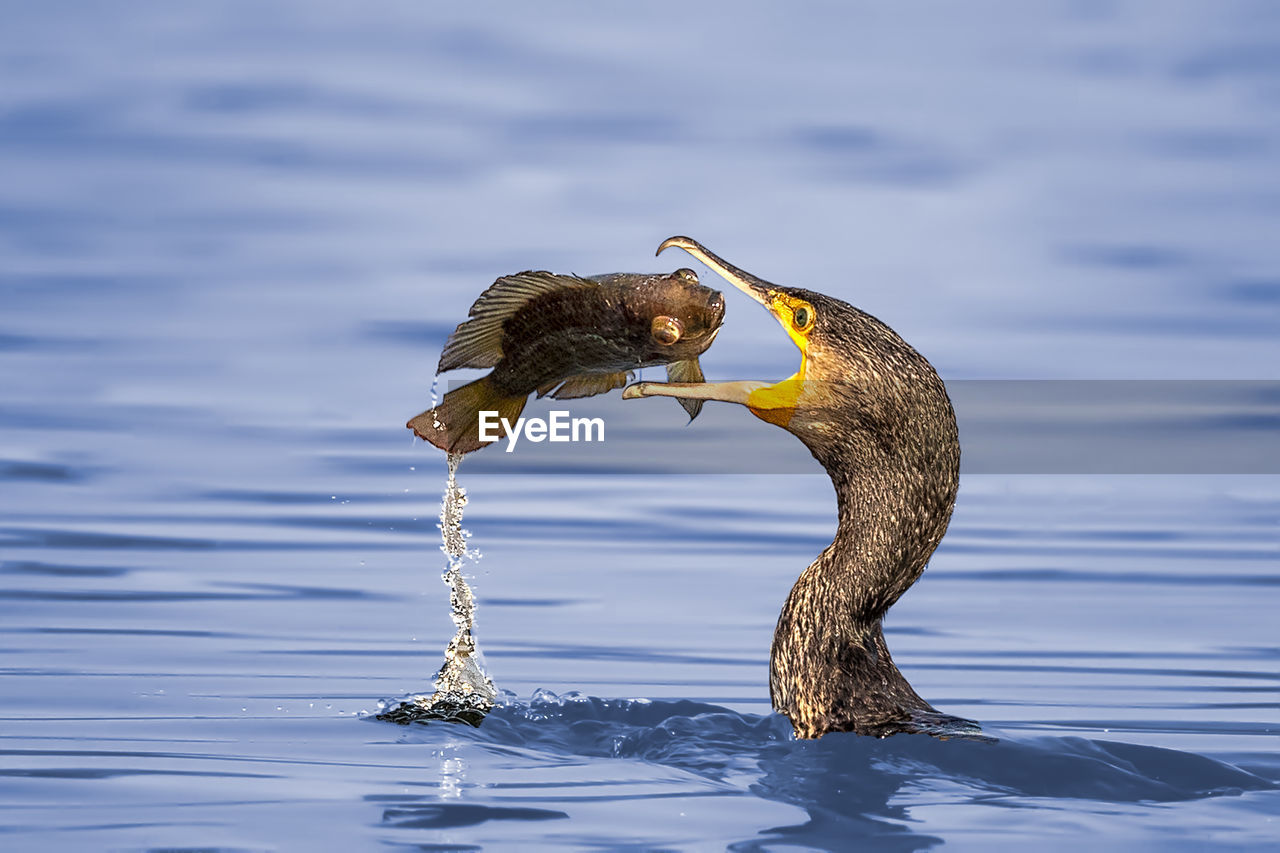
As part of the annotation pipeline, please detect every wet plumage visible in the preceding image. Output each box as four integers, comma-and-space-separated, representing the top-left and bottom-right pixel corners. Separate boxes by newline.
410, 268, 725, 454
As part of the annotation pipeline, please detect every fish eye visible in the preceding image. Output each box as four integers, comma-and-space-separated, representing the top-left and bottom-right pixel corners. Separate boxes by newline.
651, 315, 683, 345
792, 303, 815, 331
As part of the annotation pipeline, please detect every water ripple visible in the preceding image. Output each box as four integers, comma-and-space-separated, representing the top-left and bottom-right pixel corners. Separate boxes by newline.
381, 691, 1277, 848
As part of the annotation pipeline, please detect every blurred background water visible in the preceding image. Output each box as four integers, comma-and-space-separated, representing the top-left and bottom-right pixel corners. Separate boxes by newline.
2, 1, 1278, 850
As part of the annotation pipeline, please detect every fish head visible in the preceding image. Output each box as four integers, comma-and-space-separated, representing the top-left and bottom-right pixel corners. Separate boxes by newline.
615, 267, 726, 361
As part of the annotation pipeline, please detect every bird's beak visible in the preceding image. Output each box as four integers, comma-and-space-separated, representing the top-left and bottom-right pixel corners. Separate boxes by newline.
623, 237, 804, 427
621, 378, 769, 405
656, 236, 774, 307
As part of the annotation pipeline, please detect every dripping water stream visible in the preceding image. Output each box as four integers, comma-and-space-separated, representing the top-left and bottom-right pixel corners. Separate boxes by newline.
376, 452, 497, 725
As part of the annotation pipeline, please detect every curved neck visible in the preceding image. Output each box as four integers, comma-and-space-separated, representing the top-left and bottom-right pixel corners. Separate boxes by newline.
825, 457, 956, 622
770, 453, 959, 738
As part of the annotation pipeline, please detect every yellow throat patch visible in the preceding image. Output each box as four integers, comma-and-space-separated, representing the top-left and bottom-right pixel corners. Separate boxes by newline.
746, 293, 815, 428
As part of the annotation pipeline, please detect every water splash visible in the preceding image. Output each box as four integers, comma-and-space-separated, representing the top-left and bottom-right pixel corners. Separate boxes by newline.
377, 452, 497, 726
401, 689, 1277, 808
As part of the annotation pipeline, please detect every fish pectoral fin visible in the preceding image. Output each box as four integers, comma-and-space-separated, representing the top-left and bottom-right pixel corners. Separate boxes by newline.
548, 370, 634, 400
407, 375, 527, 454
665, 359, 706, 420
437, 271, 598, 373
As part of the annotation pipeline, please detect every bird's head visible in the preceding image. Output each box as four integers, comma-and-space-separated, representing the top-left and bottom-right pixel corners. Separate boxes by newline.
624, 236, 957, 478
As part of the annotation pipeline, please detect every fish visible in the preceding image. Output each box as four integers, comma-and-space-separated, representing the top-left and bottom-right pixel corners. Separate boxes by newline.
408, 267, 726, 453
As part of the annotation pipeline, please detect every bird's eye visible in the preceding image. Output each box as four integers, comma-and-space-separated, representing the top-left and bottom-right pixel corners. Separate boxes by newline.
651, 315, 683, 345
674, 268, 698, 284
792, 304, 814, 331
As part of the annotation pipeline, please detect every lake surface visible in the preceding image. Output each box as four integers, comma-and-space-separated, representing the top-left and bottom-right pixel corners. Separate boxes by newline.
2, 2, 1278, 850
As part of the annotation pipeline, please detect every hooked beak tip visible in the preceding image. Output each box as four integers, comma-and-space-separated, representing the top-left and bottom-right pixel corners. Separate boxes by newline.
656, 236, 773, 307
656, 235, 697, 257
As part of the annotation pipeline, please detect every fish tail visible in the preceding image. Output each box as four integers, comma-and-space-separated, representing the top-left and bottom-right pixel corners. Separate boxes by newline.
407, 376, 527, 454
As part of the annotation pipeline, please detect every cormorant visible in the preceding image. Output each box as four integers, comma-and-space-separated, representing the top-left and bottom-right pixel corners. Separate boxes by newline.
624, 237, 974, 739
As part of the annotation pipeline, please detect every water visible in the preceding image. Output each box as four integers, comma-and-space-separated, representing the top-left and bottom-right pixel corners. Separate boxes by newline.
377, 453, 497, 726
3, 1, 1279, 849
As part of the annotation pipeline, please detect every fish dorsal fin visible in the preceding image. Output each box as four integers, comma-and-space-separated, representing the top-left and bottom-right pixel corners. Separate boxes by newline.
437, 271, 598, 373
666, 359, 706, 420
547, 370, 634, 400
